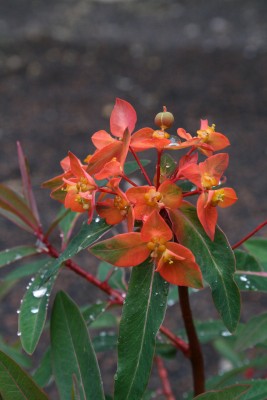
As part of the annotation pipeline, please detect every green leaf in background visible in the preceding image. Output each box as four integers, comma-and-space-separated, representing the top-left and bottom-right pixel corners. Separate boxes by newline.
0, 183, 38, 232
234, 312, 267, 351
0, 349, 48, 400
243, 238, 267, 270
0, 245, 38, 268
193, 384, 249, 399
206, 356, 267, 390
160, 153, 176, 179
170, 204, 240, 333
51, 291, 105, 400
58, 208, 80, 246
97, 261, 127, 290
124, 159, 150, 175
82, 302, 109, 326
93, 332, 117, 352
114, 259, 169, 400
18, 261, 58, 354
32, 348, 52, 388
237, 380, 267, 400
0, 335, 31, 369
234, 250, 262, 272
235, 271, 267, 292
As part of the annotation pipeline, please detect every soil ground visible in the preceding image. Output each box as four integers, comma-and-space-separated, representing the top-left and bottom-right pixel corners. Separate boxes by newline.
1, 1, 267, 398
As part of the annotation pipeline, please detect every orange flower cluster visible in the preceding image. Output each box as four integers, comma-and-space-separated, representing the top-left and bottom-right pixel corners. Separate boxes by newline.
44, 99, 237, 288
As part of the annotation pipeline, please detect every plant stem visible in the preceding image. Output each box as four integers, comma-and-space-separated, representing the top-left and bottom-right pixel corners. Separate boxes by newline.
232, 218, 267, 249
156, 149, 163, 189
155, 356, 175, 400
129, 145, 152, 185
178, 286, 205, 396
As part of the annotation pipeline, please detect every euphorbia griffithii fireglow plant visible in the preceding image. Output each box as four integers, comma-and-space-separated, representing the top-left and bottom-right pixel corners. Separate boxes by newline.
2, 98, 267, 400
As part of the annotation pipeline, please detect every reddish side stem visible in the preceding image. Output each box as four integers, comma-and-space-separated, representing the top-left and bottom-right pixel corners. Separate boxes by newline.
178, 286, 205, 396
232, 219, 267, 250
155, 356, 176, 400
156, 149, 163, 189
129, 145, 152, 185
159, 325, 190, 357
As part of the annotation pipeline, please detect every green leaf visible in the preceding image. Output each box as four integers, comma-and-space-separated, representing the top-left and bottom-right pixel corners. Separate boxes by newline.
58, 209, 80, 245
243, 238, 267, 270
0, 349, 48, 400
114, 259, 169, 400
235, 271, 267, 292
235, 250, 262, 272
0, 245, 38, 268
235, 312, 267, 351
97, 261, 127, 290
237, 380, 267, 399
193, 384, 249, 399
4, 259, 49, 281
40, 218, 111, 284
124, 159, 150, 175
82, 302, 109, 326
206, 356, 267, 390
213, 337, 244, 367
160, 153, 176, 179
93, 332, 117, 352
0, 183, 38, 232
90, 312, 117, 329
18, 261, 58, 354
51, 291, 105, 400
0, 336, 32, 369
32, 348, 52, 388
170, 205, 240, 332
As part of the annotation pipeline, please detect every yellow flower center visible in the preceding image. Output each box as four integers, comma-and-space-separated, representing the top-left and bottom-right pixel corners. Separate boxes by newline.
197, 124, 215, 143
201, 173, 218, 189
74, 195, 91, 210
114, 195, 129, 216
147, 237, 167, 258
144, 189, 163, 207
211, 189, 225, 206
153, 130, 170, 139
76, 177, 95, 193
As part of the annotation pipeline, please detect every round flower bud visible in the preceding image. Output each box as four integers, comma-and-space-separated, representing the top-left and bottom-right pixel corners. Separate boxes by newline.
154, 107, 174, 130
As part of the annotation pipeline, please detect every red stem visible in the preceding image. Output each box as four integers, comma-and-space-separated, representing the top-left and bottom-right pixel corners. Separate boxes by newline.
178, 286, 205, 396
159, 325, 190, 357
121, 174, 138, 187
129, 146, 152, 185
155, 356, 175, 400
232, 219, 267, 250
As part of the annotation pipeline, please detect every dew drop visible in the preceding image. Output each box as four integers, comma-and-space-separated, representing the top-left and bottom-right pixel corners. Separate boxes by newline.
114, 373, 118, 381
240, 275, 247, 282
31, 307, 39, 314
16, 309, 20, 314
167, 299, 175, 306
221, 330, 232, 337
32, 287, 47, 298
95, 217, 100, 223
17, 331, 21, 336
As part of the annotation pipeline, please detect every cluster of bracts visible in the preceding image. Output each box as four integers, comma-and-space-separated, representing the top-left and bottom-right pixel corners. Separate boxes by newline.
44, 99, 237, 289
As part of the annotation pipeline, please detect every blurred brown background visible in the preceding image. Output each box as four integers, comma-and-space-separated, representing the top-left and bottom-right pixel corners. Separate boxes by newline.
1, 0, 267, 398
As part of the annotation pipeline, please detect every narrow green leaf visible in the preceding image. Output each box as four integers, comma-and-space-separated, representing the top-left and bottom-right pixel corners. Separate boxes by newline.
51, 291, 105, 400
235, 312, 267, 351
238, 380, 267, 399
193, 384, 249, 399
0, 183, 38, 231
160, 153, 176, 178
19, 261, 58, 354
243, 238, 267, 270
90, 312, 117, 329
40, 218, 111, 284
4, 259, 49, 281
0, 245, 38, 268
213, 338, 244, 367
17, 141, 41, 225
0, 349, 48, 400
114, 259, 169, 400
170, 204, 240, 332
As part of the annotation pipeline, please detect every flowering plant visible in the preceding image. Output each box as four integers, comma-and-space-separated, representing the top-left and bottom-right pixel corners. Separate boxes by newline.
1, 98, 267, 399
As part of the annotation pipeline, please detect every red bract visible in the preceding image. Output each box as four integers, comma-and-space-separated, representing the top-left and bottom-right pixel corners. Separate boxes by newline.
89, 210, 203, 288
181, 153, 237, 240
126, 180, 182, 221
